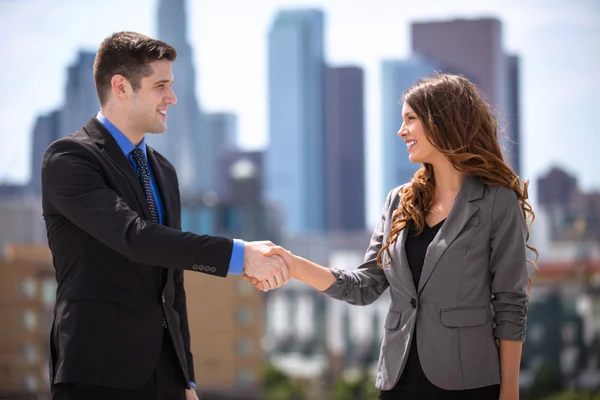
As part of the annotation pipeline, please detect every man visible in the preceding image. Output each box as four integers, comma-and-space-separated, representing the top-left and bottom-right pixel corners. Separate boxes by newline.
41, 31, 288, 400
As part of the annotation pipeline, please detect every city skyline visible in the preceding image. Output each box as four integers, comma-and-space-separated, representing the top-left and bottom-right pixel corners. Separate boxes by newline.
1, 0, 598, 225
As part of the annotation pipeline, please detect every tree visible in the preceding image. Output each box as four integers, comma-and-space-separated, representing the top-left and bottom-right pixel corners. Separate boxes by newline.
527, 363, 565, 400
328, 368, 379, 400
262, 363, 308, 400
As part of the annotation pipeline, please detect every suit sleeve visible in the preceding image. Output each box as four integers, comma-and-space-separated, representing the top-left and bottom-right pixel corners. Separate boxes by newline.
321, 189, 393, 305
490, 186, 530, 342
41, 138, 232, 276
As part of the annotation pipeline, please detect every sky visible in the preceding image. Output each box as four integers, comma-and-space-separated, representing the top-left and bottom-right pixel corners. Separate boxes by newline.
0, 0, 598, 225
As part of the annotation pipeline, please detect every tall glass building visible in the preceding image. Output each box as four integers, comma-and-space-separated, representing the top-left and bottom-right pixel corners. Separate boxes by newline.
266, 9, 326, 234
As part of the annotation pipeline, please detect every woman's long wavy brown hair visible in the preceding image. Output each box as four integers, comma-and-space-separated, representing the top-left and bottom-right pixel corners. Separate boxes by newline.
376, 74, 538, 282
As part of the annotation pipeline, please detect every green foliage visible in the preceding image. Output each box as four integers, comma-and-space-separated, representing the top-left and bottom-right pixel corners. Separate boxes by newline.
328, 369, 379, 400
262, 363, 308, 400
541, 390, 600, 400
527, 362, 565, 400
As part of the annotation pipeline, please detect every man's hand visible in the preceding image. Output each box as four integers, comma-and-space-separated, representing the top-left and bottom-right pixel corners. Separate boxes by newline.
186, 388, 198, 400
243, 245, 296, 292
243, 241, 290, 290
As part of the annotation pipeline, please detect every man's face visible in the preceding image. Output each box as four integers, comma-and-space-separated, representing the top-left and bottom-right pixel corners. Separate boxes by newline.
130, 59, 177, 134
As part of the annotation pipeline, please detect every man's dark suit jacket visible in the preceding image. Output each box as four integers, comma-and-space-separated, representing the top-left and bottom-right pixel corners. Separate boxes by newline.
41, 117, 233, 389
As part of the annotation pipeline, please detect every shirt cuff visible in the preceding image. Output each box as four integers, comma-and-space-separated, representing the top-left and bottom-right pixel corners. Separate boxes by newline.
189, 381, 196, 388
227, 239, 245, 275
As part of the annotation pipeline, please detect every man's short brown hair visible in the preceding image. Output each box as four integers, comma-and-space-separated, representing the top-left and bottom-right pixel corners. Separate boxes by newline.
93, 31, 177, 106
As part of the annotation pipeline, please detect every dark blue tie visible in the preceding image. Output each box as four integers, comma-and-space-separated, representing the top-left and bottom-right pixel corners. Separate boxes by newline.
131, 148, 159, 223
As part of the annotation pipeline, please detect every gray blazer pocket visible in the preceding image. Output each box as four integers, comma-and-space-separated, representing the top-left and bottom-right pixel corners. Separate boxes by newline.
440, 306, 488, 327
385, 311, 402, 330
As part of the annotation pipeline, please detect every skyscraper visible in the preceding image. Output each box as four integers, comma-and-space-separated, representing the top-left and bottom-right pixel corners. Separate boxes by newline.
151, 0, 206, 192
30, 51, 98, 193
411, 18, 519, 170
324, 66, 365, 232
266, 9, 325, 234
381, 57, 438, 201
507, 55, 522, 176
205, 112, 238, 152
29, 111, 60, 193
60, 51, 99, 137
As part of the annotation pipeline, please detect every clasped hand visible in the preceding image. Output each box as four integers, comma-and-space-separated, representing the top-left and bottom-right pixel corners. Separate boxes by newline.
242, 241, 293, 291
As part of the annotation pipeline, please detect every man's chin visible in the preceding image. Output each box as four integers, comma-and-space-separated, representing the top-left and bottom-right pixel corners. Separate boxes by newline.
147, 124, 168, 134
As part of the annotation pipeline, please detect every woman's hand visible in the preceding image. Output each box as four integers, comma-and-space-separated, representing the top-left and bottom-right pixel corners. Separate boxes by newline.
243, 245, 296, 291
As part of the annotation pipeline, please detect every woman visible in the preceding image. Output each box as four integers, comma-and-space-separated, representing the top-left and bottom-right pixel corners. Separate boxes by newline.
251, 74, 537, 399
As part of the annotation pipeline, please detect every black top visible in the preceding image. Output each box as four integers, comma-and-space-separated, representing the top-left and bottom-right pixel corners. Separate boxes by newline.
399, 218, 445, 385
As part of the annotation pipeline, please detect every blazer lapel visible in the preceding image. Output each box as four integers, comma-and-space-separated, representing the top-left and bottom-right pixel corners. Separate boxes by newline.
417, 175, 484, 294
84, 118, 152, 221
393, 226, 418, 297
146, 147, 176, 228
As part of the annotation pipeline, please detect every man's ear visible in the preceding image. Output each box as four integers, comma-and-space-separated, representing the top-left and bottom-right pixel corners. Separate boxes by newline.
110, 74, 130, 99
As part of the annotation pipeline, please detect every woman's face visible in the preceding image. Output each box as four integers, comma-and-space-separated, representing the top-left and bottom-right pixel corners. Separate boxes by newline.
398, 102, 443, 164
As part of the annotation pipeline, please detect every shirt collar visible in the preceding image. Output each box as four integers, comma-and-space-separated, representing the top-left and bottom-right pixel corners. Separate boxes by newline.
96, 111, 146, 158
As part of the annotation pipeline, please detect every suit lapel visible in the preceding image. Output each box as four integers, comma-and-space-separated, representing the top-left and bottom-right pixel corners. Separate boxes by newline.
417, 175, 484, 294
84, 118, 152, 221
393, 226, 418, 297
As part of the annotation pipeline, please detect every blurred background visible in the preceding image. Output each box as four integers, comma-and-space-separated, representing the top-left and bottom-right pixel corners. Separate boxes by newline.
0, 0, 599, 399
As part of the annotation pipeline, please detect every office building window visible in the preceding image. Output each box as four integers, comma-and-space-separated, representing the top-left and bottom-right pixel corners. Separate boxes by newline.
21, 309, 38, 332
21, 374, 38, 392
21, 343, 38, 363
236, 278, 254, 296
20, 278, 37, 299
236, 307, 253, 326
236, 338, 254, 356
237, 369, 255, 386
41, 280, 57, 307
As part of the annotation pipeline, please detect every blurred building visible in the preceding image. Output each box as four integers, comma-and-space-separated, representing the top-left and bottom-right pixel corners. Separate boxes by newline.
216, 150, 263, 202
537, 166, 600, 240
523, 261, 600, 391
206, 112, 238, 152
0, 245, 55, 397
0, 192, 45, 249
149, 0, 206, 193
538, 166, 579, 212
29, 111, 60, 194
180, 166, 281, 397
184, 274, 264, 398
0, 240, 269, 399
412, 18, 520, 172
28, 51, 98, 194
60, 51, 99, 137
266, 9, 326, 235
324, 66, 366, 232
380, 56, 437, 201
506, 54, 522, 176
264, 232, 390, 382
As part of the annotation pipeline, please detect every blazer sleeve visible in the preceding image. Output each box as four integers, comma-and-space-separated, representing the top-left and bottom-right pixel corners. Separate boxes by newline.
41, 138, 233, 276
173, 269, 195, 383
490, 186, 530, 342
322, 189, 394, 305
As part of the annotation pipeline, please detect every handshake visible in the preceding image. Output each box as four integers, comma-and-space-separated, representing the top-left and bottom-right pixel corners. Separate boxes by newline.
241, 241, 294, 291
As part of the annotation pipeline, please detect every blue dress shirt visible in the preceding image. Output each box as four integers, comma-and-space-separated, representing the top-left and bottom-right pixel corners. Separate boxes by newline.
96, 112, 245, 276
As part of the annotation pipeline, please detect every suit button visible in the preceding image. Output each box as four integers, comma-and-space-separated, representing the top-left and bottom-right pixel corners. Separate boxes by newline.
162, 295, 166, 304
410, 298, 417, 309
